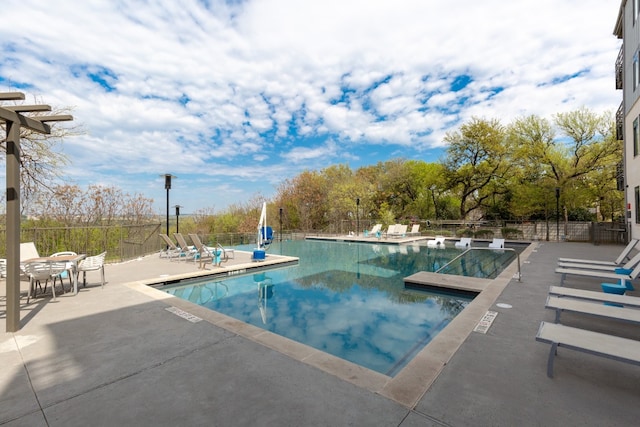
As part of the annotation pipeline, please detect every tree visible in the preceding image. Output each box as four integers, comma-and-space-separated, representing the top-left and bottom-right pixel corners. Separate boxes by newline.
442, 117, 511, 220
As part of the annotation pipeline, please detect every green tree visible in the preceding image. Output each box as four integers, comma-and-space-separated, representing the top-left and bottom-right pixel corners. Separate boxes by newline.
442, 117, 511, 220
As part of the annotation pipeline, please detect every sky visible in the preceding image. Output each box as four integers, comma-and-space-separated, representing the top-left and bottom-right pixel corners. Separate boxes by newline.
0, 0, 623, 214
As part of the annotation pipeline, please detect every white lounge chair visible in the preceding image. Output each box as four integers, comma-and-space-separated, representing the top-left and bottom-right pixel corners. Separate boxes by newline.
383, 224, 397, 237
173, 233, 198, 261
158, 234, 182, 260
407, 224, 420, 236
426, 236, 446, 248
488, 238, 505, 249
545, 295, 640, 324
535, 321, 640, 378
557, 251, 640, 272
555, 261, 640, 286
455, 237, 472, 248
189, 234, 235, 269
548, 285, 640, 308
369, 224, 382, 235
557, 239, 638, 266
390, 224, 407, 238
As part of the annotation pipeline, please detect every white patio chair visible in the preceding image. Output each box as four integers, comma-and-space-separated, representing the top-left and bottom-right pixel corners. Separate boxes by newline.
76, 251, 107, 288
51, 251, 77, 291
25, 261, 67, 303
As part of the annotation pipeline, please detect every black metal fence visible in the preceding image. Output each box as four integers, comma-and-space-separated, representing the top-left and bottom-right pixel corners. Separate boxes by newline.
0, 220, 629, 263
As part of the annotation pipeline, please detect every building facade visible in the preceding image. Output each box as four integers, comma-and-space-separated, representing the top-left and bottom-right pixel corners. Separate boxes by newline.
615, 0, 640, 240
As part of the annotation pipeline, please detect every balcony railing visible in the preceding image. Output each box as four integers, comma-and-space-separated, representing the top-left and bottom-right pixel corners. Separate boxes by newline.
616, 44, 623, 90
616, 101, 624, 141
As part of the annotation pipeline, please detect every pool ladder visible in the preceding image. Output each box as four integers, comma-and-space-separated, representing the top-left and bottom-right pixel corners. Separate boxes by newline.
435, 247, 521, 282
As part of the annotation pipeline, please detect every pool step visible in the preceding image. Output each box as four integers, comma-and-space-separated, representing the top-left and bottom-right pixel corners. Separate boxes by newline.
404, 271, 491, 294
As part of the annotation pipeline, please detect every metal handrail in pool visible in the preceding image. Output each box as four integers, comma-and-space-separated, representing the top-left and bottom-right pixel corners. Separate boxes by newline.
435, 247, 521, 282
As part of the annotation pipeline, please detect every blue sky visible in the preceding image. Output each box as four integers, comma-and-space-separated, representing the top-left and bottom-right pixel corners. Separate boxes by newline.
0, 0, 623, 214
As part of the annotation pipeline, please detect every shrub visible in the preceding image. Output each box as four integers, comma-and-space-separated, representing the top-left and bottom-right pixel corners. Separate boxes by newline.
501, 227, 523, 239
473, 229, 494, 239
456, 228, 474, 237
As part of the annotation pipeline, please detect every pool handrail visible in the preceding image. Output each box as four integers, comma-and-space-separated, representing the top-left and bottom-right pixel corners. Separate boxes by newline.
435, 247, 521, 282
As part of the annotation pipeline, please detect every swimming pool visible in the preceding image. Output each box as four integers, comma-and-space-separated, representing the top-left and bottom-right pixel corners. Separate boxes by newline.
161, 239, 517, 376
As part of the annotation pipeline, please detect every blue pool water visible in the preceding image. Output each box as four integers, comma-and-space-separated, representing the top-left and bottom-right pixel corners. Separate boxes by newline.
162, 240, 518, 376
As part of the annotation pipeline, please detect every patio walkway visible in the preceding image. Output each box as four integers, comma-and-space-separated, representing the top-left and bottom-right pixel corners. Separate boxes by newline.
1, 242, 640, 426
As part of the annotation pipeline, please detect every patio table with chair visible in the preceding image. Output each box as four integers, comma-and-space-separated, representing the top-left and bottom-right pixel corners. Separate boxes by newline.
22, 253, 86, 300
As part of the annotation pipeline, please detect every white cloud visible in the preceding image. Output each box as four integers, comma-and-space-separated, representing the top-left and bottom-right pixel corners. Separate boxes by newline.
0, 0, 623, 212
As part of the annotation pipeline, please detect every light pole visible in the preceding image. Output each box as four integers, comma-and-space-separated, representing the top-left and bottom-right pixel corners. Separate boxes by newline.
174, 205, 182, 234
356, 198, 360, 236
555, 187, 560, 241
279, 208, 283, 242
161, 174, 176, 240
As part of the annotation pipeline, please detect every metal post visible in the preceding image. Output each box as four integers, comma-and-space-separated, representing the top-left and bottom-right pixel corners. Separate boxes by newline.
161, 174, 175, 241
279, 208, 283, 242
356, 198, 360, 236
555, 187, 560, 241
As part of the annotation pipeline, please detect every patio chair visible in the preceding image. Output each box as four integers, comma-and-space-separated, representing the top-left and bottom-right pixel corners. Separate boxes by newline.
50, 251, 77, 292
173, 233, 198, 261
19, 242, 40, 281
488, 238, 505, 249
76, 251, 107, 288
158, 234, 182, 260
455, 237, 472, 248
557, 239, 638, 266
426, 236, 446, 248
25, 261, 67, 303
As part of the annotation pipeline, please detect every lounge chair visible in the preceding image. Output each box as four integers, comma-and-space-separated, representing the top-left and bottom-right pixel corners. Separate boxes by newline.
545, 295, 640, 324
188, 234, 234, 268
557, 251, 640, 272
535, 321, 640, 378
368, 224, 382, 236
390, 224, 408, 238
383, 224, 397, 238
173, 233, 198, 261
488, 238, 505, 249
555, 261, 640, 286
557, 239, 638, 266
455, 237, 472, 248
407, 224, 420, 236
548, 285, 640, 308
158, 234, 182, 259
426, 236, 446, 248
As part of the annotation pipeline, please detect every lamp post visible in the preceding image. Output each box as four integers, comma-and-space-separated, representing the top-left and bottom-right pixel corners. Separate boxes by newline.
161, 174, 176, 240
174, 205, 182, 234
555, 187, 560, 241
356, 198, 360, 236
279, 208, 283, 242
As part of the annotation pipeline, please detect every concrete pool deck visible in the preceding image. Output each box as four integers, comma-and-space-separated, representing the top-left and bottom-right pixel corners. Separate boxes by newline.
2, 241, 640, 425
